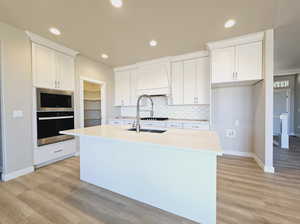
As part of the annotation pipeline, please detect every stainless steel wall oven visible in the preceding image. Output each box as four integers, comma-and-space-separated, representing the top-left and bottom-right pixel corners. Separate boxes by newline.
36, 88, 74, 146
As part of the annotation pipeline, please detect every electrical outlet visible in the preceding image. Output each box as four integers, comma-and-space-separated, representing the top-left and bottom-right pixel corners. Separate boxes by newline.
235, 120, 240, 126
12, 110, 23, 118
226, 129, 236, 138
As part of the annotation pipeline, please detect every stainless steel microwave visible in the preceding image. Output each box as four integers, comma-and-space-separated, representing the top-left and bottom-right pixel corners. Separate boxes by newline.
36, 88, 74, 112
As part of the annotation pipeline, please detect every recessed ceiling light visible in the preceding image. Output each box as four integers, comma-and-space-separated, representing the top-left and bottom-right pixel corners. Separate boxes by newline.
49, 27, 61, 36
224, 19, 236, 28
110, 0, 123, 8
101, 54, 109, 59
149, 40, 158, 47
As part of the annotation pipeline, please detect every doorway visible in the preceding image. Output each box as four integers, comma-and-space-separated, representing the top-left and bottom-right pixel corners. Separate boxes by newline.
273, 89, 289, 136
79, 77, 107, 128
273, 74, 300, 170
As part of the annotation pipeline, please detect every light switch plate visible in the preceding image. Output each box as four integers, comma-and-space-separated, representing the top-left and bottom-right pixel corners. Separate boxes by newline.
13, 110, 23, 118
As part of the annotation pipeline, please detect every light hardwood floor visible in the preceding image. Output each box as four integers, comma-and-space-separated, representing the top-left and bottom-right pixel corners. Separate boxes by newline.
274, 136, 300, 170
0, 155, 300, 224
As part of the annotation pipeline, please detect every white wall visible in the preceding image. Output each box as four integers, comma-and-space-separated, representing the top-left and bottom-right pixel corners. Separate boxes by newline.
0, 22, 33, 175
252, 81, 266, 164
212, 86, 253, 155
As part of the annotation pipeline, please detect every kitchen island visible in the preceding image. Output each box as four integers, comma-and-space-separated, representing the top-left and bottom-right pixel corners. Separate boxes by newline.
61, 125, 222, 224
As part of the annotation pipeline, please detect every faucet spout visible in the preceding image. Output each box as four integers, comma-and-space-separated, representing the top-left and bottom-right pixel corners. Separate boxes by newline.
136, 94, 154, 133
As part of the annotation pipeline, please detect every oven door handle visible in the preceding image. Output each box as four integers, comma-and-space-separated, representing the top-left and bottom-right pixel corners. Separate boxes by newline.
38, 116, 74, 120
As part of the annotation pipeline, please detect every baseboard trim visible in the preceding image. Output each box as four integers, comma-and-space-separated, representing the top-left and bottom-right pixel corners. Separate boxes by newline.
222, 151, 253, 157
223, 151, 275, 173
1, 166, 34, 182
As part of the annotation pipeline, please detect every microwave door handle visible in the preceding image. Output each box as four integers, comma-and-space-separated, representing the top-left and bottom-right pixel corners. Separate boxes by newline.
38, 116, 74, 121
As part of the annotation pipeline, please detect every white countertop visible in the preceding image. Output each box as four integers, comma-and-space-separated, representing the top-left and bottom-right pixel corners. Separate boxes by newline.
61, 125, 222, 153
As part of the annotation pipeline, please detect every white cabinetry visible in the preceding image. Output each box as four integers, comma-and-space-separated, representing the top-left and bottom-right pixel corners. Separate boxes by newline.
34, 139, 76, 166
32, 43, 75, 90
136, 59, 170, 95
55, 51, 75, 91
208, 32, 264, 85
211, 47, 235, 83
171, 56, 209, 105
32, 43, 56, 89
235, 42, 263, 81
114, 67, 138, 106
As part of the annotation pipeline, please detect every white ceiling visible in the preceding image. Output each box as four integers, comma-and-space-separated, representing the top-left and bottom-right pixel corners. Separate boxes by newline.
0, 0, 278, 68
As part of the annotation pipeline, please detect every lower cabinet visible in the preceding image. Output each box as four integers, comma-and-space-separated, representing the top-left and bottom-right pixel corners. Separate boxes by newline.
34, 139, 76, 166
109, 119, 210, 130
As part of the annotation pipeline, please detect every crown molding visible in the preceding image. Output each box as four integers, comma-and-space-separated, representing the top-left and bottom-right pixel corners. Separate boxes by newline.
206, 31, 265, 50
25, 31, 79, 57
170, 50, 209, 62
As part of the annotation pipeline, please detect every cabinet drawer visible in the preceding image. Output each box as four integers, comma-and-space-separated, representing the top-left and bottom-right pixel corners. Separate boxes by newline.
166, 122, 183, 129
109, 120, 123, 125
142, 121, 166, 128
183, 123, 209, 130
34, 140, 76, 165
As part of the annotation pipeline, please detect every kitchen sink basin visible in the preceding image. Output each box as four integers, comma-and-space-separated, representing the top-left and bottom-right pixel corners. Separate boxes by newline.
127, 128, 167, 133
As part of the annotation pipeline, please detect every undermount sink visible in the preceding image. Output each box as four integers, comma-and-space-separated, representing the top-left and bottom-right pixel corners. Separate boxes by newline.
127, 128, 167, 133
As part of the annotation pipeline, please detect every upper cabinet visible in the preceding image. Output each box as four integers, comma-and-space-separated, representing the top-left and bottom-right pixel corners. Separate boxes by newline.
32, 43, 75, 91
208, 32, 264, 86
32, 43, 56, 89
27, 32, 78, 91
55, 51, 75, 91
114, 66, 137, 106
171, 54, 210, 105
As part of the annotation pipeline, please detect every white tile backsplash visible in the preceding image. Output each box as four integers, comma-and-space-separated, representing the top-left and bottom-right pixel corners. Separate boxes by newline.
120, 96, 209, 120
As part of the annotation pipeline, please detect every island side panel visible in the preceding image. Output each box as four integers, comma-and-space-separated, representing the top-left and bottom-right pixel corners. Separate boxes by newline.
80, 136, 217, 224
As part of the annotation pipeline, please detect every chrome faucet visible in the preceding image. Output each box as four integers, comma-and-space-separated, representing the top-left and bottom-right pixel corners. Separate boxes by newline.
135, 94, 154, 133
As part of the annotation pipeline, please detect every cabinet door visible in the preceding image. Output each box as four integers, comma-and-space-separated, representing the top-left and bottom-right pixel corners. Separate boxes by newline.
196, 57, 210, 104
236, 41, 262, 81
211, 47, 235, 83
171, 61, 184, 105
56, 52, 75, 91
114, 71, 131, 106
183, 59, 197, 104
32, 43, 56, 89
130, 69, 138, 106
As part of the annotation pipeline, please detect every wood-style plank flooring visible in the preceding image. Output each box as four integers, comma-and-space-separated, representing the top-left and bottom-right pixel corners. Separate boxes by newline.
274, 136, 300, 170
0, 156, 300, 224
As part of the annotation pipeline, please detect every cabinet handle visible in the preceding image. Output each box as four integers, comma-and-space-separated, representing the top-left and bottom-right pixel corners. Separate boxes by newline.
55, 80, 57, 88
233, 72, 235, 80
235, 72, 238, 80
54, 149, 63, 153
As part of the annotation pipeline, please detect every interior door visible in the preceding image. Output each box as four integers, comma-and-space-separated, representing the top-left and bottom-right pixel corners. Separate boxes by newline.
56, 52, 75, 91
273, 89, 289, 135
211, 47, 235, 83
236, 41, 262, 81
32, 43, 56, 89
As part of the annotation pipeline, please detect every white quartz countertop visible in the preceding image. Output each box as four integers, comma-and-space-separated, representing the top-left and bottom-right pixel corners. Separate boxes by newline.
61, 125, 222, 153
